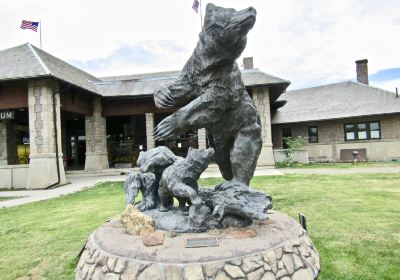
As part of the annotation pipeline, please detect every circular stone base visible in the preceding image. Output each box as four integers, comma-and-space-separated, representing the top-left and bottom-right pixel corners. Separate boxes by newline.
76, 211, 320, 280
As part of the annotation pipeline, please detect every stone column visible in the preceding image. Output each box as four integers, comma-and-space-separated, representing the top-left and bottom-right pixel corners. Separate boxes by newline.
253, 86, 275, 166
145, 113, 155, 150
0, 121, 7, 165
85, 97, 109, 171
198, 128, 207, 149
27, 79, 67, 189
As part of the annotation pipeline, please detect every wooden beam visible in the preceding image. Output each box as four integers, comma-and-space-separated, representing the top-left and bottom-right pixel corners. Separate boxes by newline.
60, 90, 94, 116
0, 82, 28, 109
102, 98, 174, 117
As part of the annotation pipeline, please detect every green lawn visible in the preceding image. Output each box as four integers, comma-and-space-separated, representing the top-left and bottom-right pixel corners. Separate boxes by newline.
0, 174, 399, 279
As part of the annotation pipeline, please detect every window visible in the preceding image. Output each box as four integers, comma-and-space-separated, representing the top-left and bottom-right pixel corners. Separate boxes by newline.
344, 121, 381, 141
308, 127, 318, 143
370, 122, 381, 139
345, 124, 355, 140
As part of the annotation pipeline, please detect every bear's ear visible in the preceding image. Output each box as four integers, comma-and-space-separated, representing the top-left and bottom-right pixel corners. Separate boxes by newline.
205, 3, 217, 16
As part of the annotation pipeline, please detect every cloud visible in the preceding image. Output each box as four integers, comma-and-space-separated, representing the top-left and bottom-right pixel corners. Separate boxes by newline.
1, 0, 399, 90
69, 41, 189, 77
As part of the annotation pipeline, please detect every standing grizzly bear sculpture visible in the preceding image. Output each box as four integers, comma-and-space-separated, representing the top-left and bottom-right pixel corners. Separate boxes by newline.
154, 3, 261, 186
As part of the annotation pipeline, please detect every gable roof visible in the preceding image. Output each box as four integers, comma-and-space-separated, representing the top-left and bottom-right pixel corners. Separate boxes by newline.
0, 43, 101, 94
97, 69, 290, 97
0, 43, 289, 98
272, 81, 400, 124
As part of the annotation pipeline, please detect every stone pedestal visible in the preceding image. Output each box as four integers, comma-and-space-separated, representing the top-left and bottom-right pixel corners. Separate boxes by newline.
27, 79, 66, 189
76, 211, 320, 280
85, 97, 109, 171
145, 113, 155, 150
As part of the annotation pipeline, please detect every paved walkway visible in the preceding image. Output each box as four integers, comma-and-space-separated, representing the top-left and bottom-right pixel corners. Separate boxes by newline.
0, 166, 283, 209
282, 166, 400, 175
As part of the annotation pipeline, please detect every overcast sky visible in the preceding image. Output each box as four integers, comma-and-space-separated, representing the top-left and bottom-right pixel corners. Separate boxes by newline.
1, 0, 399, 91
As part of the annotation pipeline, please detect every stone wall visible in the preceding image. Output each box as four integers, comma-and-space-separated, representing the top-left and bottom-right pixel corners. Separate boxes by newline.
0, 165, 29, 189
77, 232, 319, 280
27, 79, 66, 189
252, 87, 275, 165
0, 121, 7, 165
145, 113, 155, 150
85, 97, 109, 171
76, 212, 320, 280
272, 114, 400, 162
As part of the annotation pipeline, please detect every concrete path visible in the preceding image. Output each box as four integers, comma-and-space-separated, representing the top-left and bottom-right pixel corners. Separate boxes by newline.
0, 166, 283, 209
282, 166, 400, 175
0, 174, 126, 208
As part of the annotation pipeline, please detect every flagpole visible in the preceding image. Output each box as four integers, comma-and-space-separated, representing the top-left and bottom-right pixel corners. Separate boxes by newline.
199, 0, 203, 29
39, 20, 42, 49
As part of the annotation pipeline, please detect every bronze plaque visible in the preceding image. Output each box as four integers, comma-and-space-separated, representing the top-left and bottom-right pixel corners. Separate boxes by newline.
185, 237, 219, 248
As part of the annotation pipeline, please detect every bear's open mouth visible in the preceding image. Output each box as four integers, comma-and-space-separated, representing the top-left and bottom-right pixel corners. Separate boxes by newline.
241, 14, 256, 30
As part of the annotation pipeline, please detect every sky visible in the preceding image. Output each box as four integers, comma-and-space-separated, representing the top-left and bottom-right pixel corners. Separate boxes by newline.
1, 0, 399, 91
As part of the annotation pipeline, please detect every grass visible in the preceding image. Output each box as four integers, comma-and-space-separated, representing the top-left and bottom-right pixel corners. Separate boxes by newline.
0, 174, 399, 279
276, 161, 400, 169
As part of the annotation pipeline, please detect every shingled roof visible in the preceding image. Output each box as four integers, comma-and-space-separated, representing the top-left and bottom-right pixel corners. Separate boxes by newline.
0, 43, 101, 93
0, 43, 289, 98
272, 81, 400, 124
97, 69, 290, 97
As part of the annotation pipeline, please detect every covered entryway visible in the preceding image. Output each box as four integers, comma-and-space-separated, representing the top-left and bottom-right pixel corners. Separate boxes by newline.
62, 111, 86, 170
106, 115, 146, 168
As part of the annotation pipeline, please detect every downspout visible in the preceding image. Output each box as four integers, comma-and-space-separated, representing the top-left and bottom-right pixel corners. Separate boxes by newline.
46, 83, 70, 189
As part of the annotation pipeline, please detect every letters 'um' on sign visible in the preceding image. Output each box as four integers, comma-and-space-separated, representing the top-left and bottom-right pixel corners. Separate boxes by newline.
0, 111, 15, 120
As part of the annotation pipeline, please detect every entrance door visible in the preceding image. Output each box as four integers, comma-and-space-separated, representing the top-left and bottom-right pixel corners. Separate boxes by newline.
66, 118, 86, 170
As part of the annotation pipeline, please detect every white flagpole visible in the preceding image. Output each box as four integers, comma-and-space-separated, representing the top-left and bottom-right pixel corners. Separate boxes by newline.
199, 0, 203, 28
39, 20, 42, 49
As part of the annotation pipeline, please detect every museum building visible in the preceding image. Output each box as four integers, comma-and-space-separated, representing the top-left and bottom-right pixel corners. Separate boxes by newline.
0, 43, 290, 189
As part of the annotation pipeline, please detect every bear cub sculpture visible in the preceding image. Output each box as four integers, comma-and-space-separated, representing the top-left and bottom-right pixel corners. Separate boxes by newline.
158, 147, 215, 212
125, 146, 181, 211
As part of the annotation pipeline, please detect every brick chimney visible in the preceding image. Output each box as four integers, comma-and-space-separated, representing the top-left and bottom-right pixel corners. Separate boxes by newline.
356, 59, 369, 85
243, 57, 254, 70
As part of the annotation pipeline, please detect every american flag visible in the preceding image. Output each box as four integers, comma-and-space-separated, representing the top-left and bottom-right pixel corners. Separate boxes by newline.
192, 0, 200, 13
20, 20, 39, 32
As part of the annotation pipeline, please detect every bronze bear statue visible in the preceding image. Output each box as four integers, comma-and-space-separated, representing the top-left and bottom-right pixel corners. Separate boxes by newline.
154, 3, 261, 186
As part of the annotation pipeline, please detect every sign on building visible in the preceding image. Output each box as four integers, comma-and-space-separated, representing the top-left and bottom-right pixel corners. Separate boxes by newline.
0, 111, 15, 120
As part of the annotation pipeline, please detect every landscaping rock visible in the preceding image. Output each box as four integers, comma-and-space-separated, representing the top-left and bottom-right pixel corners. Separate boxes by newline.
142, 230, 165, 246
120, 204, 155, 236
226, 227, 257, 239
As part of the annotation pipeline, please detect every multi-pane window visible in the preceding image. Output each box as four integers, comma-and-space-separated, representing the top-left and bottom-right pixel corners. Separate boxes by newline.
344, 121, 381, 141
308, 127, 318, 143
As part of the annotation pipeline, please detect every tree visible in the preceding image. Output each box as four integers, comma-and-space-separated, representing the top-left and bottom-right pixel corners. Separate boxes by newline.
282, 136, 306, 166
